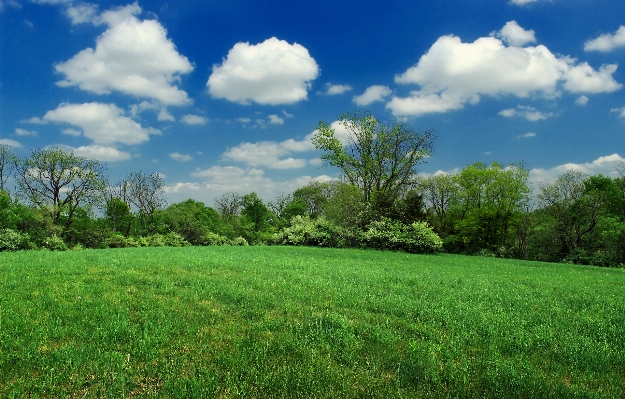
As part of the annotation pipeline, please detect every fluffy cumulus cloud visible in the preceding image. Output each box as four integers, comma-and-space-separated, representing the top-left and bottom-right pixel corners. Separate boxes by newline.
611, 107, 625, 118
181, 114, 207, 125
576, 95, 589, 106
353, 85, 392, 106
221, 141, 310, 169
584, 26, 625, 52
42, 102, 160, 145
529, 154, 625, 183
499, 105, 555, 121
268, 114, 284, 125
207, 37, 319, 105
387, 21, 622, 117
495, 20, 536, 47
54, 3, 194, 105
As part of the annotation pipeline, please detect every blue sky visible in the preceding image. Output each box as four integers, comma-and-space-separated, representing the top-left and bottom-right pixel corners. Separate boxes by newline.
1, 0, 625, 205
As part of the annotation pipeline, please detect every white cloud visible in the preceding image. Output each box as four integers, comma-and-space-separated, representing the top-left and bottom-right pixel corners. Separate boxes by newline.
42, 102, 160, 145
268, 114, 284, 125
0, 139, 22, 148
388, 22, 622, 117
15, 128, 37, 137
282, 110, 294, 118
518, 132, 536, 138
611, 107, 625, 118
70, 144, 131, 161
55, 3, 193, 105
62, 128, 82, 136
236, 117, 251, 124
65, 3, 98, 25
496, 20, 536, 47
207, 37, 319, 105
529, 154, 625, 183
321, 83, 352, 95
20, 116, 48, 124
509, 0, 538, 5
353, 85, 392, 106
575, 95, 589, 106
499, 105, 555, 121
222, 141, 309, 169
170, 152, 193, 162
181, 114, 207, 125
167, 165, 335, 204
158, 108, 175, 122
584, 26, 625, 52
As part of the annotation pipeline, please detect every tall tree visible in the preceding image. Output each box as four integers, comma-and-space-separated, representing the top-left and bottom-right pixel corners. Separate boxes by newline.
313, 111, 435, 207
15, 147, 107, 232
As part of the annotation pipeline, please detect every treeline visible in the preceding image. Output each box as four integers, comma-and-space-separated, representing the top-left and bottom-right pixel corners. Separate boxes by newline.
1, 110, 624, 268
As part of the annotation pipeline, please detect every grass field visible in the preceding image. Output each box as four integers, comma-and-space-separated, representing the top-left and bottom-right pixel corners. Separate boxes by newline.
1, 246, 624, 398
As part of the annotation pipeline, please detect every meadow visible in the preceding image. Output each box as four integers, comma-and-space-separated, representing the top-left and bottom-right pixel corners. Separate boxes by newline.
1, 246, 624, 398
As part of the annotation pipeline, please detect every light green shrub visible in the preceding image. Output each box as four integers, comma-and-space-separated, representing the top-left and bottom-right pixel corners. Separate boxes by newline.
359, 218, 442, 254
273, 215, 349, 247
41, 234, 68, 251
0, 228, 34, 251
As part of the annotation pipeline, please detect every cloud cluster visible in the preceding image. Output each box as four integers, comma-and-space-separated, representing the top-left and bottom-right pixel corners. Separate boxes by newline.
55, 3, 194, 105
529, 154, 625, 183
42, 102, 160, 146
69, 144, 132, 162
320, 83, 352, 95
584, 26, 625, 52
207, 37, 319, 105
221, 137, 314, 170
181, 115, 208, 125
386, 22, 621, 117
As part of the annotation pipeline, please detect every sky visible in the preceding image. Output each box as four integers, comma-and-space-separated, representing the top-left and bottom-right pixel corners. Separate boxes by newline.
1, 0, 625, 206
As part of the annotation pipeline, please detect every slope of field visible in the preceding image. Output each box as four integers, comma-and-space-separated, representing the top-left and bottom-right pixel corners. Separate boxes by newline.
1, 246, 624, 398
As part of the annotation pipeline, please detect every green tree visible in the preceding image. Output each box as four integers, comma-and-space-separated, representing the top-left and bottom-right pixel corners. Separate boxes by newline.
313, 111, 435, 209
156, 199, 224, 245
15, 147, 107, 234
0, 144, 18, 193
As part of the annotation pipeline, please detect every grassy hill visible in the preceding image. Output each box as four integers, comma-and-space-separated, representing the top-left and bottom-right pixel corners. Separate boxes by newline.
1, 246, 624, 398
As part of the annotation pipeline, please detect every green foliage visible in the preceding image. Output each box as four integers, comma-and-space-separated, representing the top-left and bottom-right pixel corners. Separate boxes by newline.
359, 217, 443, 254
40, 234, 68, 251
0, 228, 33, 251
155, 199, 225, 245
274, 215, 352, 248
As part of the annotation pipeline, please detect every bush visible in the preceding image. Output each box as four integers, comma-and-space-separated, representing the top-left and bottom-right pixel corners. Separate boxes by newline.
0, 228, 34, 251
41, 234, 68, 251
105, 233, 139, 248
273, 216, 350, 248
359, 218, 442, 254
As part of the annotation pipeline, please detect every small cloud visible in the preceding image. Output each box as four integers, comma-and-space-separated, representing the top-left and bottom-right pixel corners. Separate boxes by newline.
157, 108, 175, 122
24, 19, 34, 28
320, 83, 352, 95
268, 114, 284, 125
236, 117, 251, 124
20, 116, 48, 124
0, 139, 22, 148
14, 128, 37, 137
584, 26, 625, 52
509, 0, 538, 5
181, 114, 208, 125
353, 85, 392, 106
518, 132, 536, 138
484, 151, 492, 155
611, 107, 625, 118
170, 152, 193, 162
282, 110, 294, 118
62, 128, 82, 137
495, 20, 536, 47
499, 105, 555, 121
575, 95, 589, 106
71, 145, 132, 162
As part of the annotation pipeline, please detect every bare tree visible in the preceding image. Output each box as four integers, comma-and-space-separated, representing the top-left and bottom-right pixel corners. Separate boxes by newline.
15, 147, 107, 230
215, 192, 243, 221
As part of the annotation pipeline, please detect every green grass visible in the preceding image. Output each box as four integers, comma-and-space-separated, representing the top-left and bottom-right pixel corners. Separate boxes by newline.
1, 246, 624, 398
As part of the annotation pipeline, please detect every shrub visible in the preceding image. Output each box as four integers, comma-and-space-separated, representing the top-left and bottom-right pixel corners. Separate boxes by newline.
274, 216, 350, 248
41, 234, 68, 251
105, 233, 138, 248
359, 218, 442, 254
229, 236, 249, 246
0, 228, 34, 251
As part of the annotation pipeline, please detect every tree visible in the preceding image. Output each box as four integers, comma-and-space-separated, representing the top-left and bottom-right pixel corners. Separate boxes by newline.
215, 192, 243, 221
0, 144, 18, 193
313, 111, 435, 207
156, 199, 224, 245
241, 192, 274, 232
15, 147, 107, 233
422, 173, 458, 235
